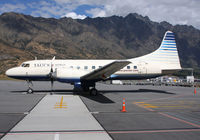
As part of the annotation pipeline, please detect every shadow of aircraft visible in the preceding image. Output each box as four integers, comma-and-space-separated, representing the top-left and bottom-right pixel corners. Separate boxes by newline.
10, 89, 115, 103
80, 93, 115, 103
100, 89, 176, 95
10, 88, 175, 103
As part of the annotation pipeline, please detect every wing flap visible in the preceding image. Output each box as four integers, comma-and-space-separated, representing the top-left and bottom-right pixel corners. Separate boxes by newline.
81, 60, 130, 81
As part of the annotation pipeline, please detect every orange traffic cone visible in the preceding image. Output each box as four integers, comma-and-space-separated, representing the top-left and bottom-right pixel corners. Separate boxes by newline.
121, 98, 127, 112
194, 88, 197, 95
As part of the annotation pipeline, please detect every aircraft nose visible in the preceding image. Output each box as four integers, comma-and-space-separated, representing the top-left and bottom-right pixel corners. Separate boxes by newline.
5, 69, 13, 76
5, 68, 17, 77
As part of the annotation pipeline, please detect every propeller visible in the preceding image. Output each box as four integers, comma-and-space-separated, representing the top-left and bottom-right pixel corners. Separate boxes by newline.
49, 56, 55, 92
50, 66, 54, 91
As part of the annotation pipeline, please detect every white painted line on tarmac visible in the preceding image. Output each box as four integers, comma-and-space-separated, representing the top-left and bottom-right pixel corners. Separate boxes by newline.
91, 112, 99, 114
2, 95, 112, 140
54, 133, 59, 140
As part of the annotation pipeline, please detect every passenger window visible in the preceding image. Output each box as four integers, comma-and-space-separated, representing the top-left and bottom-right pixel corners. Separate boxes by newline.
77, 66, 80, 69
127, 66, 130, 69
92, 66, 95, 69
84, 66, 88, 69
99, 66, 102, 68
134, 66, 137, 69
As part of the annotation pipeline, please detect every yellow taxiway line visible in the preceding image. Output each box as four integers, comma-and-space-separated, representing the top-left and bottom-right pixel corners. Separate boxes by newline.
54, 96, 67, 109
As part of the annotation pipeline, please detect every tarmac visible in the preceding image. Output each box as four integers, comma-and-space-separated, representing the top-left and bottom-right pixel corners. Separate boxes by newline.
0, 80, 200, 140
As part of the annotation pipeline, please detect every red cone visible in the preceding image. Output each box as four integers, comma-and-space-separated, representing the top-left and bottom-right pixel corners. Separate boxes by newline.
121, 98, 127, 112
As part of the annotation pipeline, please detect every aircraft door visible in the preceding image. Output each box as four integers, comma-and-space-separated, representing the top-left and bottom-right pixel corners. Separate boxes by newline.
138, 62, 147, 74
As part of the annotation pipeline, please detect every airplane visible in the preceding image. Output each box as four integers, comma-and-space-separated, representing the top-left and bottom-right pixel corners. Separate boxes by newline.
5, 31, 182, 95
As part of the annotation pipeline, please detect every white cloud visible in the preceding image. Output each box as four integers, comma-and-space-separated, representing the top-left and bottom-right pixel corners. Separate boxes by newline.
86, 8, 106, 18
62, 12, 86, 19
29, 1, 69, 18
0, 3, 26, 13
0, 0, 200, 29
84, 0, 200, 29
28, 0, 80, 18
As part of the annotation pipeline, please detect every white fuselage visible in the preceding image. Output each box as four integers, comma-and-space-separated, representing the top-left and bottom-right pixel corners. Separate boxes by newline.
6, 59, 164, 83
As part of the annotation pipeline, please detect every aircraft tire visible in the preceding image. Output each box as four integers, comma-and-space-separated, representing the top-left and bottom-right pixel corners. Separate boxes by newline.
27, 88, 33, 94
90, 88, 98, 96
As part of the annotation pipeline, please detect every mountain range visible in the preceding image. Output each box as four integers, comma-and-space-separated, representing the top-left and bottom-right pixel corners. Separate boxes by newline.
0, 12, 200, 76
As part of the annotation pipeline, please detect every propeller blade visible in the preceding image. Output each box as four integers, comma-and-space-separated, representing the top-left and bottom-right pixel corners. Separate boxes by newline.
51, 78, 54, 91
49, 56, 56, 92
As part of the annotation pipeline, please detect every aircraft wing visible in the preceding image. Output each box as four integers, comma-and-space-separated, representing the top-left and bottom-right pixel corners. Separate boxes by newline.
81, 60, 130, 81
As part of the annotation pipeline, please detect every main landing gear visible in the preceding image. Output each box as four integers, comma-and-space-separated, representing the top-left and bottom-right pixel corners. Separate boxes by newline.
26, 80, 33, 94
82, 86, 98, 96
78, 86, 98, 96
77, 82, 98, 96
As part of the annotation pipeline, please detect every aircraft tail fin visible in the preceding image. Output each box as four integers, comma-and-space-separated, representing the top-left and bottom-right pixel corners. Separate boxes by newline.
131, 31, 181, 70
158, 31, 178, 53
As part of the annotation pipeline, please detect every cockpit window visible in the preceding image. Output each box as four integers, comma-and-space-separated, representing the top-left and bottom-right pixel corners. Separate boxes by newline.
21, 63, 30, 67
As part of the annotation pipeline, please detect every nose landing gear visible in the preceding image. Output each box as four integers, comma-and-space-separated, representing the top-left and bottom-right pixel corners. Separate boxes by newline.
26, 80, 33, 94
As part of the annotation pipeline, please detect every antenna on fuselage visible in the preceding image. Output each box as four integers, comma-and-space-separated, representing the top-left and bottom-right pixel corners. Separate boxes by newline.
52, 56, 55, 60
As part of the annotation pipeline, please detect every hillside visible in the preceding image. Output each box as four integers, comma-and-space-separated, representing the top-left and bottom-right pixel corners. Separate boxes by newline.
0, 12, 200, 75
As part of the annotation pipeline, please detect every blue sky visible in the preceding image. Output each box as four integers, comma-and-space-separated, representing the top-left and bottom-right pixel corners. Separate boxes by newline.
0, 0, 99, 19
0, 0, 200, 29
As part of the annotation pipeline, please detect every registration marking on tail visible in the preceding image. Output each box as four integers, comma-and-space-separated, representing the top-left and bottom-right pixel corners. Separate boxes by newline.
54, 96, 67, 109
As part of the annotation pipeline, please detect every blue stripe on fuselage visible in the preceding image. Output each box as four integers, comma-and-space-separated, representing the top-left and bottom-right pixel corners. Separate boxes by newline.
161, 46, 176, 48
159, 49, 177, 51
7, 75, 49, 81
163, 41, 176, 43
165, 35, 175, 38
110, 74, 162, 80
164, 38, 175, 40
166, 33, 174, 36
161, 43, 176, 46
56, 78, 80, 83
7, 75, 80, 83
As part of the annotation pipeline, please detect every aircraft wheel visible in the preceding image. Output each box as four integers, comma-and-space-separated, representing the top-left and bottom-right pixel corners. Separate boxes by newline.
90, 88, 98, 96
27, 88, 33, 94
